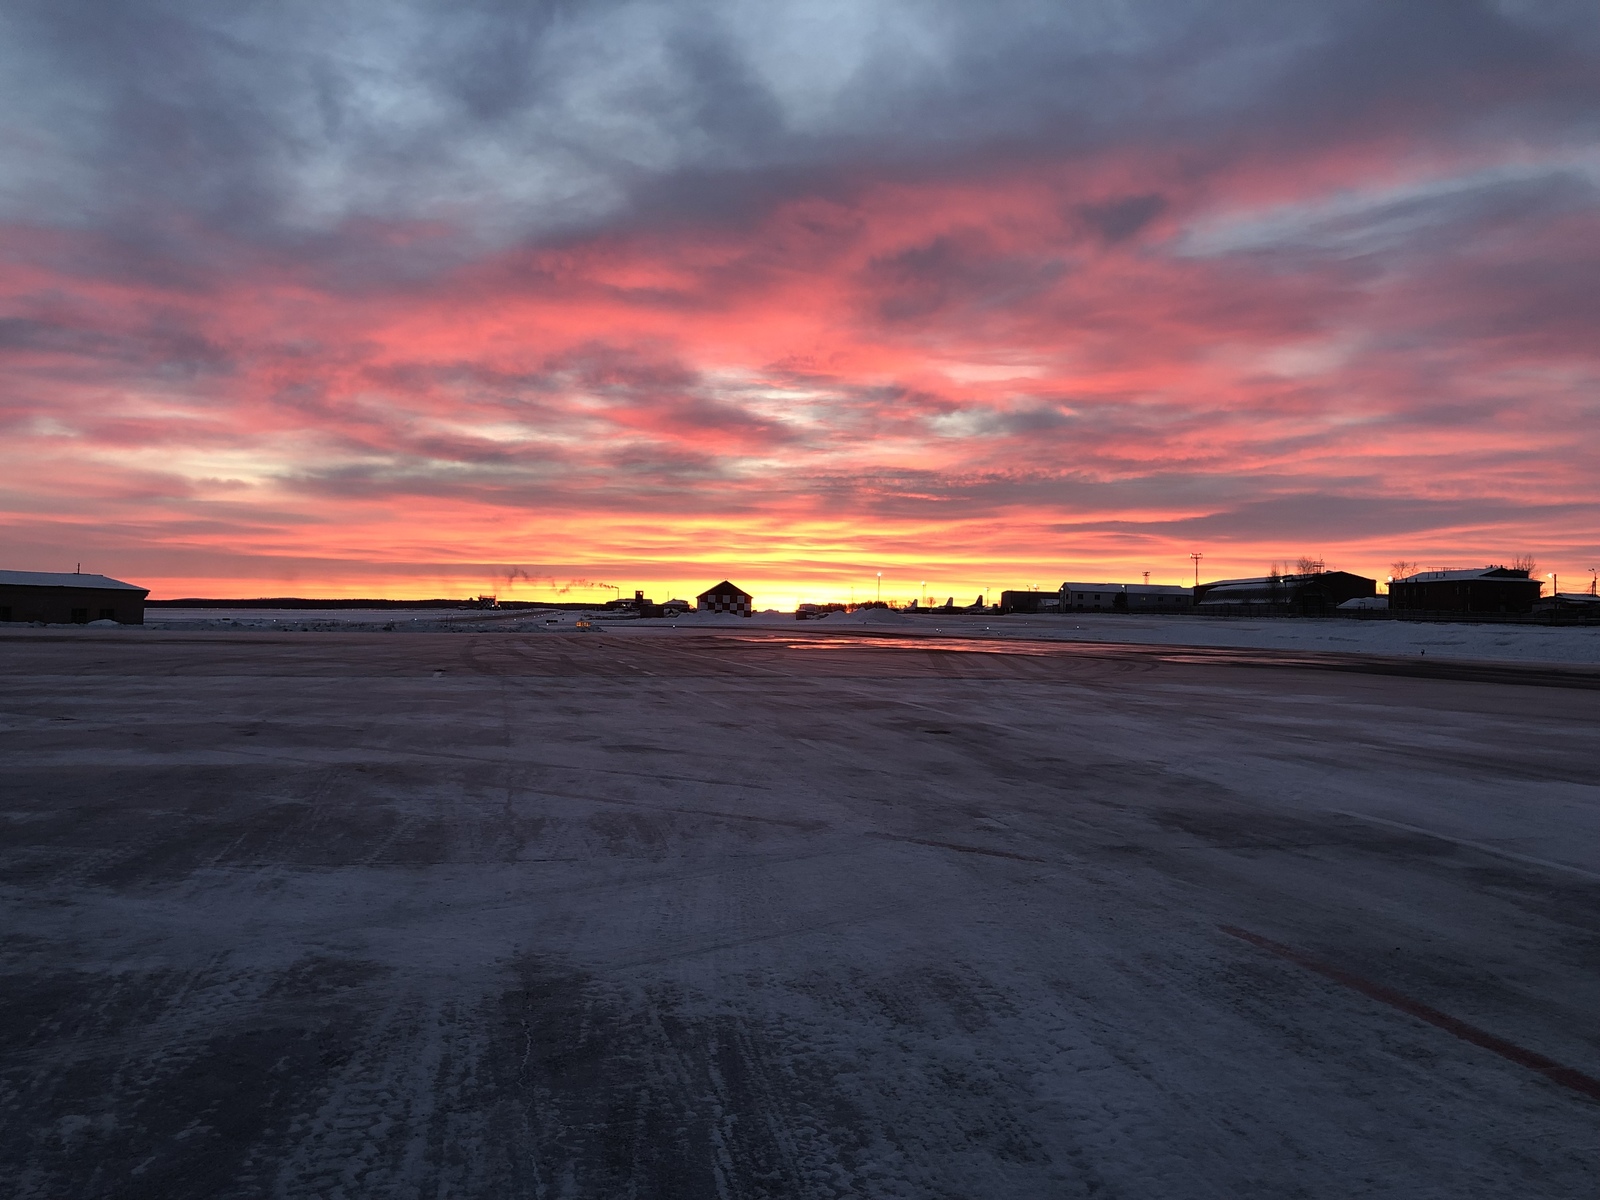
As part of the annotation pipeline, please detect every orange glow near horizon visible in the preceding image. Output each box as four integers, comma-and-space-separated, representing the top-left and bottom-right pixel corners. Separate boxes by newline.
3, 147, 1597, 598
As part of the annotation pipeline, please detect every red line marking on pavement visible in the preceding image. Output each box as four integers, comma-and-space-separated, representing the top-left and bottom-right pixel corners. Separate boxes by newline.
1220, 925, 1600, 1104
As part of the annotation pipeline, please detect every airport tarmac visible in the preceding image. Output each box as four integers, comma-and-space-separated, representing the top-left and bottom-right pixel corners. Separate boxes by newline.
2, 628, 1597, 1198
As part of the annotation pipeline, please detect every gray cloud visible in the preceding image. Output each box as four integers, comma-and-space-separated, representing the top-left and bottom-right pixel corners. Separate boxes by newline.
865, 231, 1069, 323
1077, 194, 1167, 243
3, 0, 1597, 275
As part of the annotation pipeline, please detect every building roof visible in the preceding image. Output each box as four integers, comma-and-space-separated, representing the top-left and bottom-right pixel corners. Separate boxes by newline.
696, 580, 751, 599
1393, 567, 1536, 584
0, 569, 147, 592
1060, 581, 1191, 595
1200, 572, 1335, 589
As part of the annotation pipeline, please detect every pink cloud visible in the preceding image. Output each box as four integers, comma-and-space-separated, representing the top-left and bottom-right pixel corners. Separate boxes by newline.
1, 132, 1596, 599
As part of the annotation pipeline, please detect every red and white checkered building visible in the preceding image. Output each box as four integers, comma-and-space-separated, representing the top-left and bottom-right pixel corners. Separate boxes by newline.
696, 580, 752, 616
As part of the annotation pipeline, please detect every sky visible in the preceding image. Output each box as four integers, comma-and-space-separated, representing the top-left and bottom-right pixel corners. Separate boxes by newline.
2, 0, 1598, 606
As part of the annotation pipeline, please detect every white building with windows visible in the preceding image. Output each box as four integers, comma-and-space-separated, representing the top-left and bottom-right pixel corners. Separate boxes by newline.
1060, 582, 1192, 612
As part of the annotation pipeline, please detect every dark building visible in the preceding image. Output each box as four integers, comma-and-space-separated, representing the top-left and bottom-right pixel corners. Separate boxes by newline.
1389, 567, 1541, 615
999, 590, 1061, 614
697, 580, 753, 616
1195, 570, 1375, 616
1061, 582, 1193, 612
1534, 592, 1600, 618
0, 570, 149, 624
607, 589, 664, 617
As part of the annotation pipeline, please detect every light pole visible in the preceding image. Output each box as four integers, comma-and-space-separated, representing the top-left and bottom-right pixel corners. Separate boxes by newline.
1547, 572, 1557, 598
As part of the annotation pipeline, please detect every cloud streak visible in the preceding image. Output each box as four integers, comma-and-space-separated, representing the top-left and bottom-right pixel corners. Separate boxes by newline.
0, 1, 1596, 600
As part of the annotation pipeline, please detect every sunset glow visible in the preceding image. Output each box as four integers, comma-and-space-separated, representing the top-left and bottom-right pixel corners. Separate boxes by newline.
3, 4, 1597, 602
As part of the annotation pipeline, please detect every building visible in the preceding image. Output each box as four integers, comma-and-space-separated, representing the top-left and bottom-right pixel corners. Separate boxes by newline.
1534, 592, 1600, 619
998, 590, 1061, 614
696, 580, 753, 616
1388, 567, 1541, 615
606, 589, 665, 618
1060, 582, 1193, 612
1195, 571, 1375, 616
0, 570, 149, 624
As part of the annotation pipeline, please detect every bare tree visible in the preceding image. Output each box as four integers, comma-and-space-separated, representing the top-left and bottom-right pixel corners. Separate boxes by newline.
1511, 554, 1537, 576
1267, 561, 1283, 579
1295, 556, 1325, 575
1389, 560, 1418, 580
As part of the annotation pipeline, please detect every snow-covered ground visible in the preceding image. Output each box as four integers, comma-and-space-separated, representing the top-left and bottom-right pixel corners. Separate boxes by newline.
140, 606, 758, 632
1, 631, 1595, 1197
908, 610, 1600, 664
122, 606, 1600, 666
142, 606, 573, 631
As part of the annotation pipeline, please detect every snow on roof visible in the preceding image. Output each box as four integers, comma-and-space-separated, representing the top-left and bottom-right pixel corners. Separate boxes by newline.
696, 580, 751, 598
1061, 581, 1190, 594
0, 569, 147, 592
1200, 572, 1340, 589
1395, 568, 1535, 583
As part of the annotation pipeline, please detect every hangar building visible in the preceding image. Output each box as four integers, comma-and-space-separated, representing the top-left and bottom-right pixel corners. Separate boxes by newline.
1388, 567, 1542, 615
0, 570, 149, 624
1061, 582, 1193, 612
1195, 571, 1375, 616
999, 590, 1060, 614
696, 581, 753, 616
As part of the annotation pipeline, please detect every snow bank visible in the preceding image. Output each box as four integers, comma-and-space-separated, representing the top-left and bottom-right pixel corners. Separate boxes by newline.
964, 612, 1600, 665
813, 607, 916, 627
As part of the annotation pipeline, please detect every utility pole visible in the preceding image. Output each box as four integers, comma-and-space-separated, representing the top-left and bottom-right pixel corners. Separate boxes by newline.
1143, 571, 1150, 585
876, 572, 881, 603
1190, 553, 1203, 587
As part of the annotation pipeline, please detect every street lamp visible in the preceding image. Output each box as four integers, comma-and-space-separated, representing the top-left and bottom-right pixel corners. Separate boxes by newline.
1547, 571, 1557, 598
